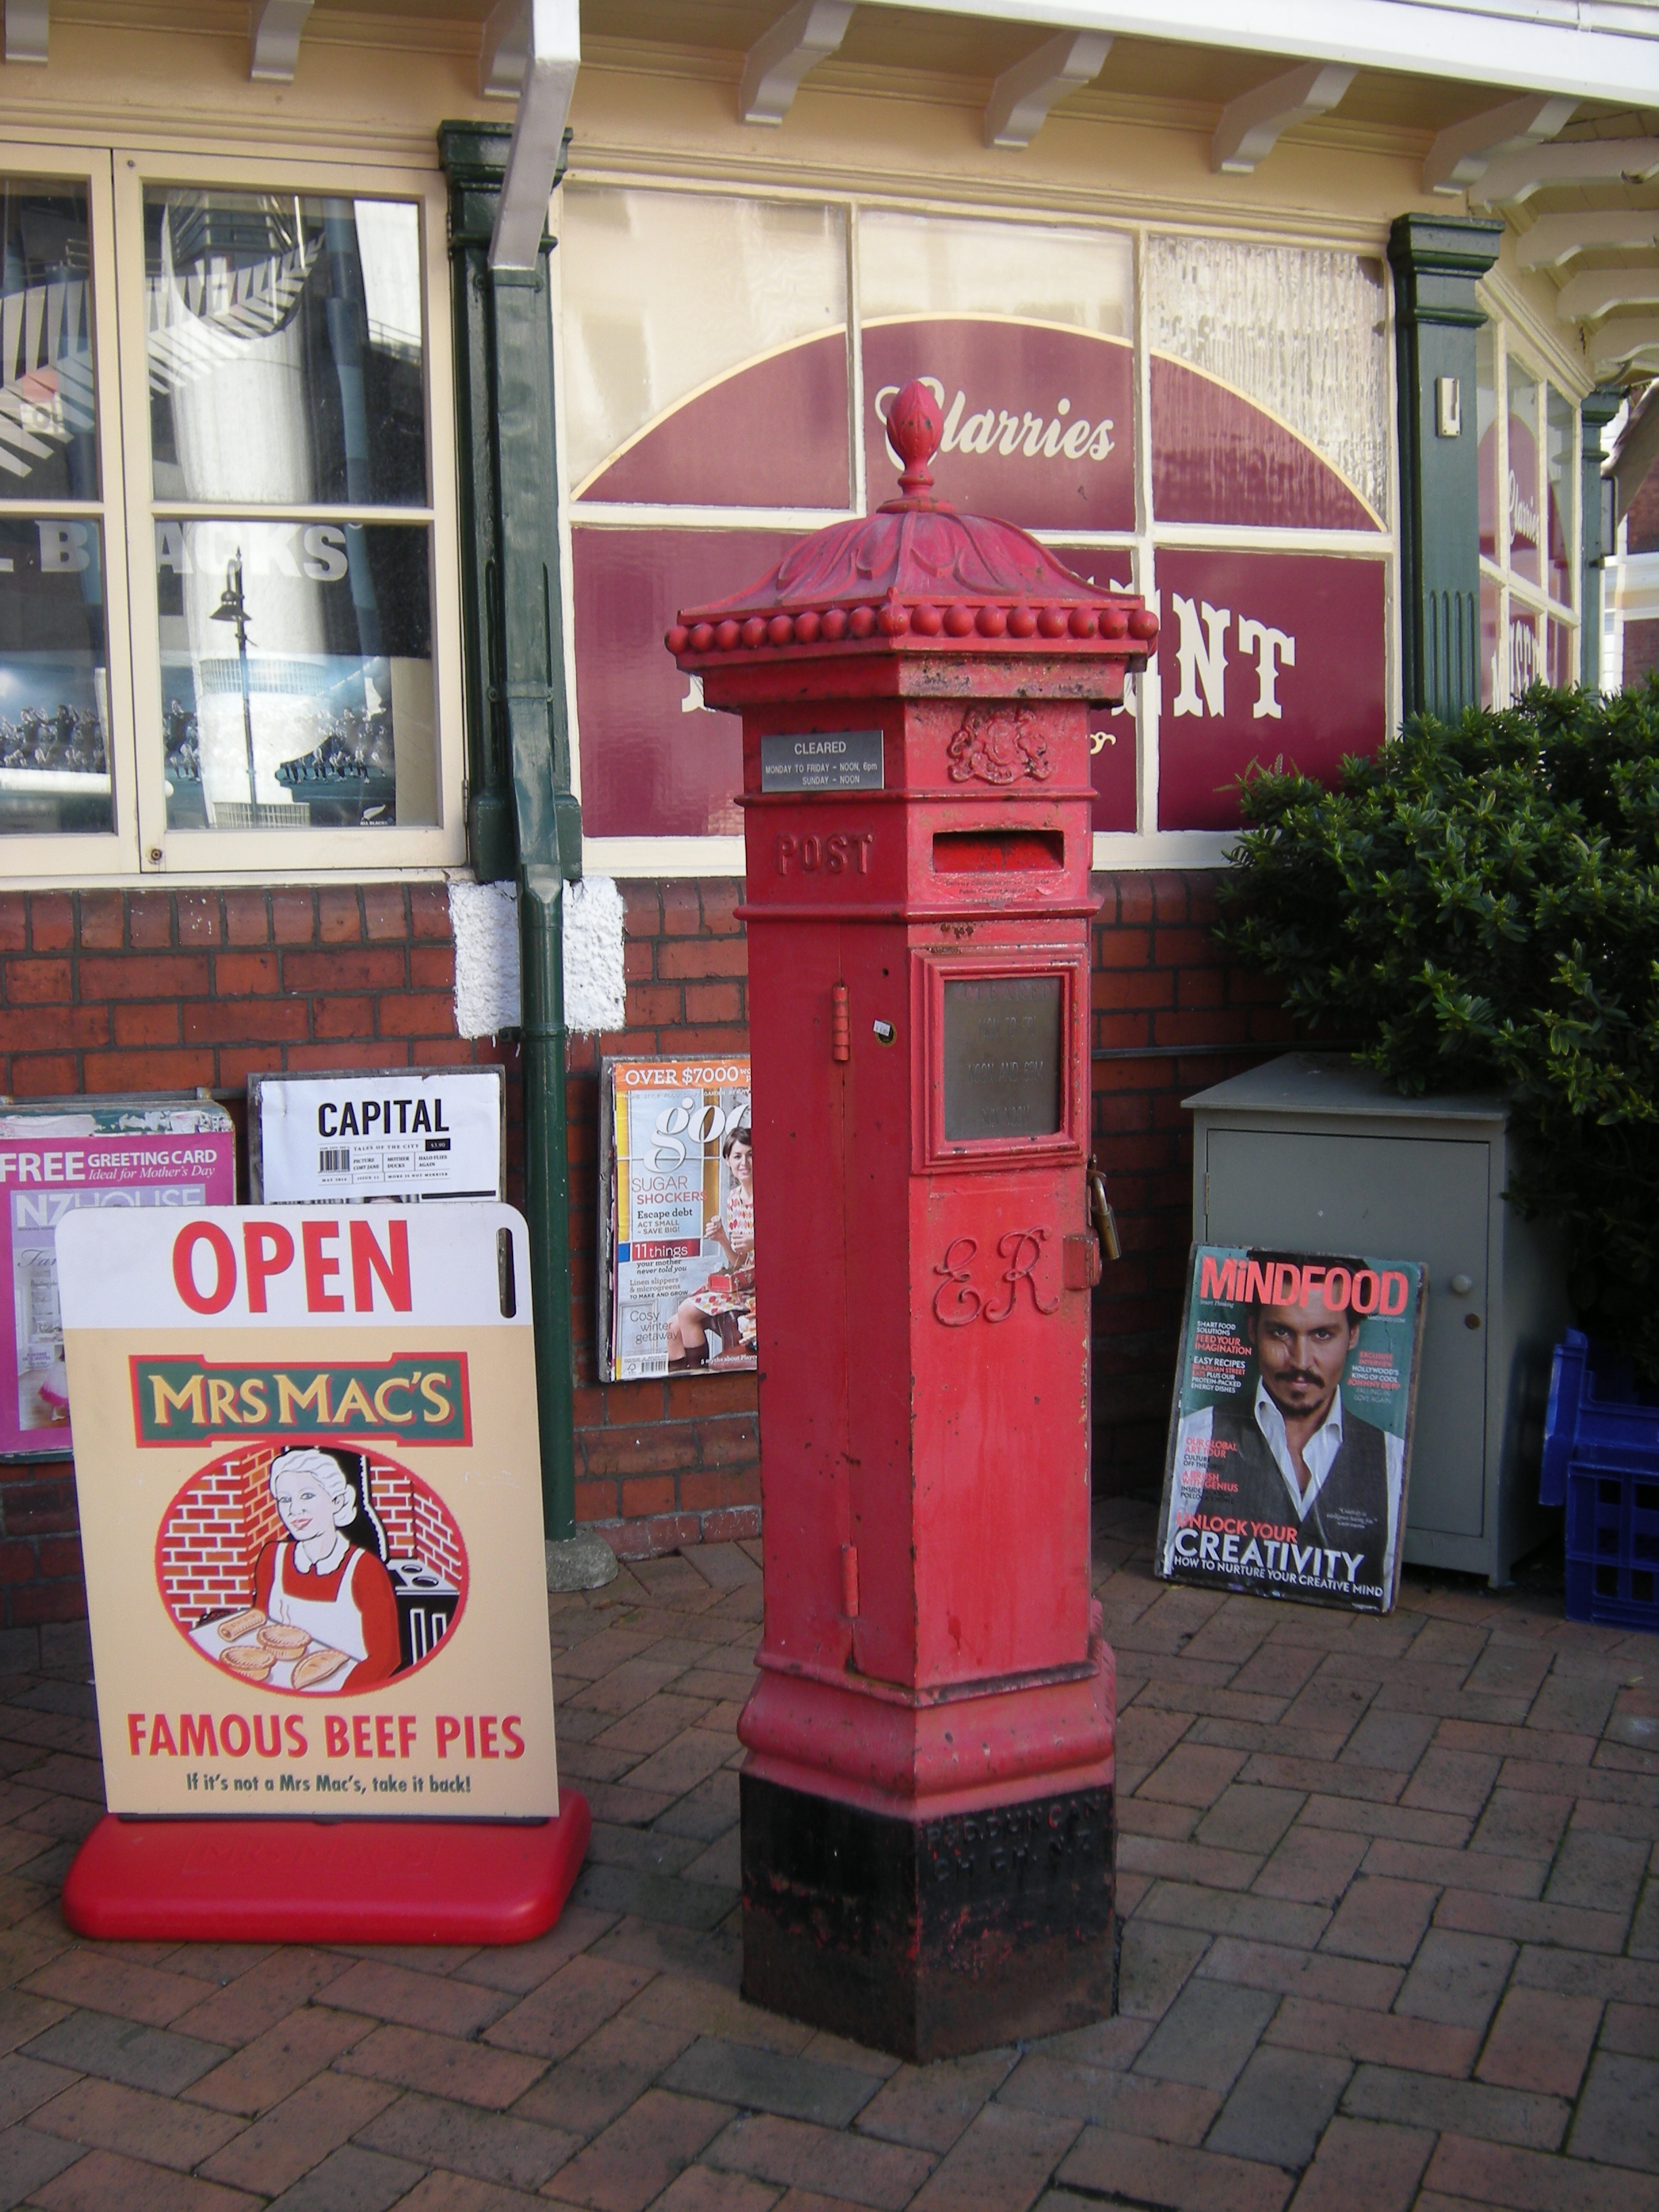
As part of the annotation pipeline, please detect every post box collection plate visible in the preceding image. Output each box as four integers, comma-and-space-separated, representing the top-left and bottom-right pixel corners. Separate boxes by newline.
759, 727, 884, 791
942, 974, 1065, 1141
665, 381, 1155, 2060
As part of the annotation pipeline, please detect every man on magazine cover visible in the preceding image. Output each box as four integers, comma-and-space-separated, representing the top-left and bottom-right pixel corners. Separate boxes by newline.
1172, 1256, 1404, 1599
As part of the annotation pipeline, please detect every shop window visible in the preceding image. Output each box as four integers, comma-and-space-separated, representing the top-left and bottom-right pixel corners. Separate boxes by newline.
560, 188, 1395, 863
0, 152, 461, 878
1477, 324, 1578, 706
859, 212, 1135, 535
142, 189, 435, 838
0, 176, 118, 844
1145, 235, 1389, 529
1547, 384, 1574, 609
1477, 322, 1498, 564
0, 514, 112, 840
561, 188, 848, 508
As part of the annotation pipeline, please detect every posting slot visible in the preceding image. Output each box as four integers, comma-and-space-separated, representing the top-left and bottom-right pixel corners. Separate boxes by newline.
932, 828, 1065, 874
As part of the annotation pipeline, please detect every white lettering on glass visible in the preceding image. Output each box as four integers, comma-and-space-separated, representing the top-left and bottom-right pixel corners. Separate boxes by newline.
155, 523, 190, 575
37, 520, 90, 573
150, 523, 358, 583
1509, 617, 1541, 696
874, 383, 1113, 467
301, 525, 349, 582
1168, 605, 1301, 721
1172, 597, 1231, 718
1508, 467, 1542, 550
1236, 618, 1296, 719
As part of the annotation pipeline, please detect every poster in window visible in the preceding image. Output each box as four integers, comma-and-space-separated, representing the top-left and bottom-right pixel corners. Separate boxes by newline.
0, 1098, 235, 1460
1155, 1246, 1426, 1614
598, 1057, 754, 1381
56, 1202, 556, 1818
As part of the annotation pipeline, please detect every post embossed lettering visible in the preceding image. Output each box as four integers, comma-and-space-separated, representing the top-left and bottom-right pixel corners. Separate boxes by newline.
776, 828, 875, 877
931, 1237, 982, 1327
932, 1225, 1061, 1324
984, 1227, 1059, 1321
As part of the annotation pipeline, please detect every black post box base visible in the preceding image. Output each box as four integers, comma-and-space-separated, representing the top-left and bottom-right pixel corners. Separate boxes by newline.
739, 1771, 1115, 2062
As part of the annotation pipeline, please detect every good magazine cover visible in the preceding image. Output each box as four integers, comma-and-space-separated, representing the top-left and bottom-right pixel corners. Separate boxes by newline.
1155, 1247, 1426, 1614
598, 1057, 754, 1381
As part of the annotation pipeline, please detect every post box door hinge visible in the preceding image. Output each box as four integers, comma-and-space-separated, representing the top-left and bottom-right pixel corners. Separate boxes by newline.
1064, 1233, 1103, 1290
840, 1543, 859, 1616
831, 982, 850, 1063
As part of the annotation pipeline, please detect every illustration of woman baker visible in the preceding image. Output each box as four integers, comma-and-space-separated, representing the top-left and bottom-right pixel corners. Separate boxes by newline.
667, 1122, 754, 1369
252, 1448, 401, 1692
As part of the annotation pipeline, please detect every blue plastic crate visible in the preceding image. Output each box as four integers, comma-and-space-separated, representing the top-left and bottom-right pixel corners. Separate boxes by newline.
1542, 1330, 1659, 1509
1562, 1460, 1659, 1632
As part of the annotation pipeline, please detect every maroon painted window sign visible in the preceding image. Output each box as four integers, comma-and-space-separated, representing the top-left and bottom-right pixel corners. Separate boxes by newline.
1155, 552, 1386, 833
563, 201, 1393, 842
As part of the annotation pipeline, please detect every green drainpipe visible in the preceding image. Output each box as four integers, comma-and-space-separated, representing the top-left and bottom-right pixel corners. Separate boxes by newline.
441, 122, 585, 1549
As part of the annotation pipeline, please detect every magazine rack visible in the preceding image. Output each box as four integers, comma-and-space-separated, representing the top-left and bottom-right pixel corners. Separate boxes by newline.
665, 381, 1155, 2060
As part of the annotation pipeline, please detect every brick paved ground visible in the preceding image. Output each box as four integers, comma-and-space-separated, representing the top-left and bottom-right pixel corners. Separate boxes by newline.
0, 1501, 1653, 2209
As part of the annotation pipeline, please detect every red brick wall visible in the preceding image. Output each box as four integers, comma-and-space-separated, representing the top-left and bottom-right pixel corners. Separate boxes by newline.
409, 1480, 468, 1588
1624, 619, 1659, 687
1622, 474, 1659, 685
0, 882, 488, 1097
0, 1462, 83, 1651
565, 882, 760, 1558
0, 869, 1287, 1637
1625, 468, 1659, 556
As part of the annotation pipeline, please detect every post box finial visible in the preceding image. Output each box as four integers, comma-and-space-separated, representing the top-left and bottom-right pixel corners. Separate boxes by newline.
886, 378, 943, 501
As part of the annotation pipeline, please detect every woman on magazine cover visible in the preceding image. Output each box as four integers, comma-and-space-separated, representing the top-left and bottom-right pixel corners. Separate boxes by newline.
666, 1123, 754, 1369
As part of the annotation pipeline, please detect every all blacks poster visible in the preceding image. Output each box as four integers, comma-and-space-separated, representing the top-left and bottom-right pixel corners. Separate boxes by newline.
57, 1202, 557, 1818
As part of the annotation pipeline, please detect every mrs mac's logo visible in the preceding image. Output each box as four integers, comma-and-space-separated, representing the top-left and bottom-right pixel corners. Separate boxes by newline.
131, 1355, 470, 1444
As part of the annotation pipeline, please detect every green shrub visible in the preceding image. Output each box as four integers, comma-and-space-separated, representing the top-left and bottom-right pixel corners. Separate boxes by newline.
1216, 680, 1659, 1380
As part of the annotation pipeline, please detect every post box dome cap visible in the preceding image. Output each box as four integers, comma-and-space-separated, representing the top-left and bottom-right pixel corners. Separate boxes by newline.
665, 376, 1158, 665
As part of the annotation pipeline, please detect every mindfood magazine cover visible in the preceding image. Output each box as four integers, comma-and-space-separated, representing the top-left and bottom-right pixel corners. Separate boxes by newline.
1155, 1248, 1427, 1613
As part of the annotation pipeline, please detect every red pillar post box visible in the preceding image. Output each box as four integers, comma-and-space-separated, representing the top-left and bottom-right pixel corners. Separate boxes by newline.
665, 384, 1157, 2061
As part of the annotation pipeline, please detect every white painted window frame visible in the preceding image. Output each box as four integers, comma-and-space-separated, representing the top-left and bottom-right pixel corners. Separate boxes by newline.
0, 144, 137, 881
1475, 288, 1583, 712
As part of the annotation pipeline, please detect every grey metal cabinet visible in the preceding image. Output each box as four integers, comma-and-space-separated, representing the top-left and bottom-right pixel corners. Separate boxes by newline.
1185, 1052, 1570, 1586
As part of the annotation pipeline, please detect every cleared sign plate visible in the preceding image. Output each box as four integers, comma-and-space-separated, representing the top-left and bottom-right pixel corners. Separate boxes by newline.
760, 729, 884, 792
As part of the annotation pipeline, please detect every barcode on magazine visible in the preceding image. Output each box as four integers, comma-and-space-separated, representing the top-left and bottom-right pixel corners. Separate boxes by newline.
319, 1147, 350, 1173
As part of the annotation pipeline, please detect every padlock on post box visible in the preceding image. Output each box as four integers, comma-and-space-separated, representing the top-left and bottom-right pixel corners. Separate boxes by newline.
665, 381, 1156, 2062
1088, 1154, 1123, 1265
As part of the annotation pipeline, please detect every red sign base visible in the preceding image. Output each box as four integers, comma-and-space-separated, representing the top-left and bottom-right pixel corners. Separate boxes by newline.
61, 1796, 591, 1946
